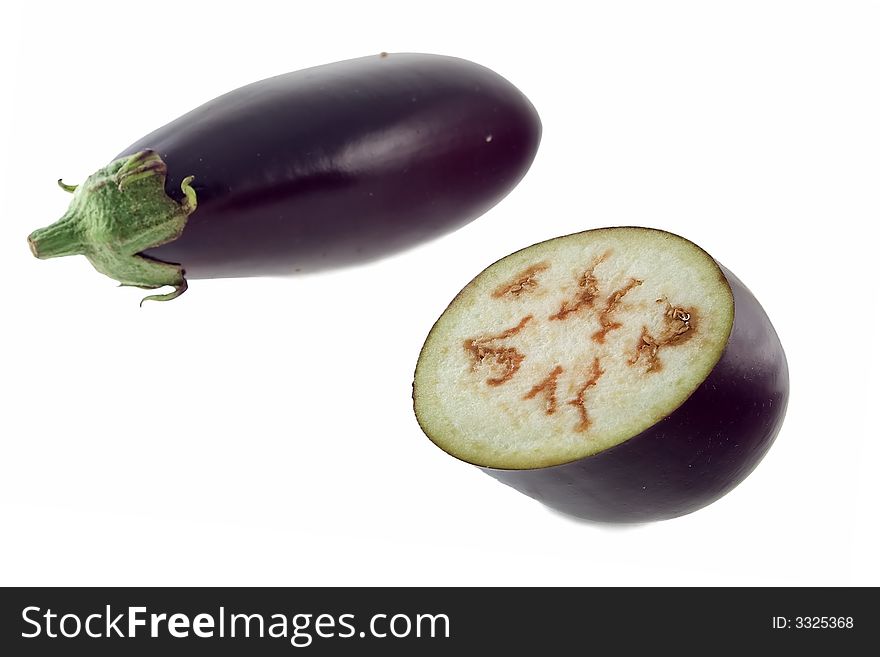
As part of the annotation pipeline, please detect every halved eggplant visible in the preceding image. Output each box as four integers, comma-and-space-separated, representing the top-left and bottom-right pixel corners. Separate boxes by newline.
413, 227, 789, 522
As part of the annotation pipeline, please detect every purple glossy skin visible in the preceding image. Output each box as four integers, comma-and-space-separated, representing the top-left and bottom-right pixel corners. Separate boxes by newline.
483, 267, 789, 523
116, 53, 541, 278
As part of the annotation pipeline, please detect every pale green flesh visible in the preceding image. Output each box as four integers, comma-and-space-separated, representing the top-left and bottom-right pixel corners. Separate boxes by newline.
414, 227, 734, 470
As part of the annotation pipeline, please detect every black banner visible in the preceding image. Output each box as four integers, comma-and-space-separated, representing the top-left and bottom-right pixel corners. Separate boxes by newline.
0, 588, 871, 655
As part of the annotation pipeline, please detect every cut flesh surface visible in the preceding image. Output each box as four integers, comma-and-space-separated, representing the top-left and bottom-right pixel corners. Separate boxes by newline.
414, 228, 735, 469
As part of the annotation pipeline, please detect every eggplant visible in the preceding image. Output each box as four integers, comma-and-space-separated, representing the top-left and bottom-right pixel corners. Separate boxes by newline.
27, 53, 541, 303
413, 227, 789, 522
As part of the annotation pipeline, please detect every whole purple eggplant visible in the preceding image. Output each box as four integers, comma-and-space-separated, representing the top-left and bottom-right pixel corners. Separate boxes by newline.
28, 53, 541, 302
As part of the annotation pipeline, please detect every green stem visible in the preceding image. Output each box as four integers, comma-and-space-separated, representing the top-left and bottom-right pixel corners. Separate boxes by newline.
27, 150, 198, 304
28, 215, 86, 259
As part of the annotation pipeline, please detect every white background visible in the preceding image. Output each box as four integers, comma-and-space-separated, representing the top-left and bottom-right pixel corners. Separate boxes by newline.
2, 1, 878, 586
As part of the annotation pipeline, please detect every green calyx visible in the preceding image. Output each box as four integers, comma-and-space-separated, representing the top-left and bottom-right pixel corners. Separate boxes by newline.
28, 150, 197, 304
